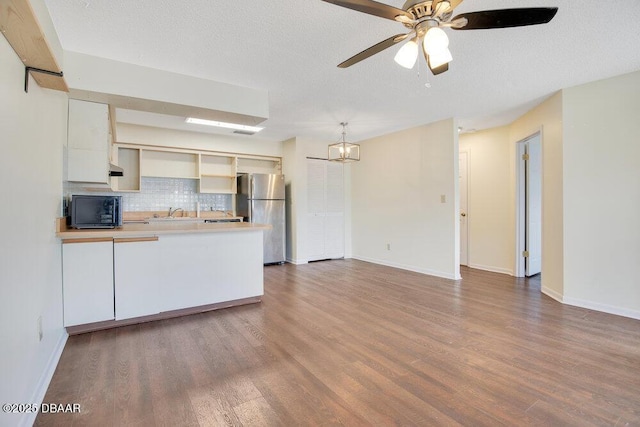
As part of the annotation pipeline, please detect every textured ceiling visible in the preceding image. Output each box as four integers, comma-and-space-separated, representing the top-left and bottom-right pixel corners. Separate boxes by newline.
44, 0, 640, 143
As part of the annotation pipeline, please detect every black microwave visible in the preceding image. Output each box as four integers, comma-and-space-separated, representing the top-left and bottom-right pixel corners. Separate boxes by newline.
70, 195, 123, 229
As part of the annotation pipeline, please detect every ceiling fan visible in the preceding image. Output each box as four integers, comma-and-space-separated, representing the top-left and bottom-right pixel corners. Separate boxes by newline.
322, 0, 558, 75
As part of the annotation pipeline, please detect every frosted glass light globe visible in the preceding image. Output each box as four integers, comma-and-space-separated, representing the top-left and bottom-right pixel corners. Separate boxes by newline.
394, 40, 419, 69
428, 47, 453, 68
423, 27, 449, 55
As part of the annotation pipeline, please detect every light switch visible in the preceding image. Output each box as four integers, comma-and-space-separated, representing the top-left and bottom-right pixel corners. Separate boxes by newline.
440, 195, 446, 203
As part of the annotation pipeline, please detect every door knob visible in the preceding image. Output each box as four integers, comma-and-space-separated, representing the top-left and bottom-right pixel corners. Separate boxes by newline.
461, 212, 467, 217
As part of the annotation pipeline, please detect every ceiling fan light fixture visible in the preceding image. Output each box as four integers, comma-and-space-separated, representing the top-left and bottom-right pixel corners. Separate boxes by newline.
323, 1, 559, 77
394, 39, 419, 69
423, 27, 449, 55
428, 47, 453, 69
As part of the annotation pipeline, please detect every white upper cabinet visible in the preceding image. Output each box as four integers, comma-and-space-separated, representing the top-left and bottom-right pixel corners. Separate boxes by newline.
67, 99, 110, 183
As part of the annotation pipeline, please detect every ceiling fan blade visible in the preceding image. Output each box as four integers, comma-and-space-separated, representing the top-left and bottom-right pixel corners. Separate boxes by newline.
451, 7, 558, 30
338, 33, 409, 68
435, 0, 463, 13
321, 0, 413, 22
442, 17, 468, 29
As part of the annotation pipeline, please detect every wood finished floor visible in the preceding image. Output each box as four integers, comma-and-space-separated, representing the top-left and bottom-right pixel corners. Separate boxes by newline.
36, 260, 640, 426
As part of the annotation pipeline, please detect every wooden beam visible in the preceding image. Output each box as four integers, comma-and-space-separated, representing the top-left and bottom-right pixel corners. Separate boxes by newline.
0, 0, 68, 91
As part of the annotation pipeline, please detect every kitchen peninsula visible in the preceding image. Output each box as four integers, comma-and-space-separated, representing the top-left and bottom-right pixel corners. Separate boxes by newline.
57, 220, 270, 334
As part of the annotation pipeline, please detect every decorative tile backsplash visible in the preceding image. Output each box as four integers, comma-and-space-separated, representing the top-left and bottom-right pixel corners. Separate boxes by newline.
64, 177, 232, 212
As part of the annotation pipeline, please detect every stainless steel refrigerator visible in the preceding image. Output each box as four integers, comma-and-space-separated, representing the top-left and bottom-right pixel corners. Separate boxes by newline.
237, 173, 286, 264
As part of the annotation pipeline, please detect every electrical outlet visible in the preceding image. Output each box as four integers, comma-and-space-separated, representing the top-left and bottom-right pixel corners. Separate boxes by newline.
37, 316, 43, 341
440, 194, 446, 203
386, 243, 391, 251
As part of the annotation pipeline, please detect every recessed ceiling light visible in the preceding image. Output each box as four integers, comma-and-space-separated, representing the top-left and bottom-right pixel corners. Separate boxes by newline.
185, 117, 264, 133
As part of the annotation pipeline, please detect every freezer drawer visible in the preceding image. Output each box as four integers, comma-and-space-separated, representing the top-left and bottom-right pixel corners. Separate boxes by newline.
251, 199, 285, 264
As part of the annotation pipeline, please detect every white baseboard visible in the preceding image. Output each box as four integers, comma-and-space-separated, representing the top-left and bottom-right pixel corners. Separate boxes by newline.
352, 255, 458, 280
285, 257, 308, 265
541, 286, 563, 303
22, 331, 68, 427
562, 296, 640, 321
467, 263, 514, 276
541, 287, 640, 320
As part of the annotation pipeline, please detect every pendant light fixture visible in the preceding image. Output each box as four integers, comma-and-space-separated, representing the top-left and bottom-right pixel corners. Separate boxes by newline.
328, 122, 360, 162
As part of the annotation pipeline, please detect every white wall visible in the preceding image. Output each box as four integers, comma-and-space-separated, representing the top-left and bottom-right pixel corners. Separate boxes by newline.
351, 118, 460, 280
562, 70, 640, 319
459, 126, 513, 275
117, 123, 282, 158
459, 74, 640, 320
0, 35, 68, 427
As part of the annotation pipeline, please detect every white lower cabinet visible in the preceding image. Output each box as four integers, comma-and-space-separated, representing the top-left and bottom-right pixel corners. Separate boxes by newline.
114, 237, 161, 320
62, 240, 115, 327
62, 230, 264, 327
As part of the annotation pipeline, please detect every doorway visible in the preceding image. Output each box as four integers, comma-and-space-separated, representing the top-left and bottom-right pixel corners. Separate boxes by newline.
516, 133, 542, 277
459, 151, 469, 266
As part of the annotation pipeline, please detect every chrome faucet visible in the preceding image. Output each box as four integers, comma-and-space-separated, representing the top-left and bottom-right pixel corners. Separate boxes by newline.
168, 207, 184, 217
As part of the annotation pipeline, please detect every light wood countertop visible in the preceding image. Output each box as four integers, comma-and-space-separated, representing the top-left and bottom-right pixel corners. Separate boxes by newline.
57, 219, 270, 240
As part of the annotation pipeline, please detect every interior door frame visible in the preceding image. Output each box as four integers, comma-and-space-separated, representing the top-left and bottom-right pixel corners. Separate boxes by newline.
515, 129, 543, 277
459, 151, 469, 266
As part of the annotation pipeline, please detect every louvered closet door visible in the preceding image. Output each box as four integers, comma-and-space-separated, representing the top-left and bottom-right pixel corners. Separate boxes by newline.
306, 159, 344, 262
307, 159, 326, 260
324, 162, 344, 258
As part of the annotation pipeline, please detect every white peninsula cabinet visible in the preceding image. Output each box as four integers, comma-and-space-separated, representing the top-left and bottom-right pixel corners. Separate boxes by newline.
62, 239, 115, 326
59, 223, 267, 332
113, 237, 161, 320
114, 232, 263, 316
157, 231, 263, 312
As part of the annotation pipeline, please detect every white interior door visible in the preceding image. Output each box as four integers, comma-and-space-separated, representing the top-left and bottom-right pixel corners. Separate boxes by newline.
459, 152, 469, 266
525, 136, 542, 276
